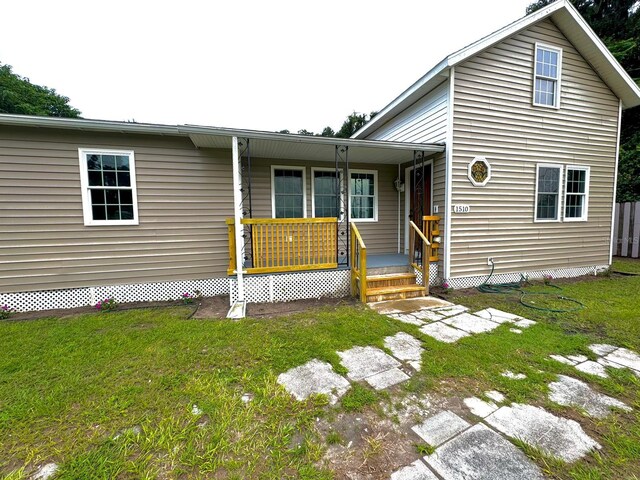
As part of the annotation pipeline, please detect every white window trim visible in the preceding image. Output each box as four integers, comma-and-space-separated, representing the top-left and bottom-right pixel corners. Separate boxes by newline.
311, 167, 344, 219
563, 165, 590, 222
534, 163, 563, 223
532, 42, 562, 109
349, 169, 378, 223
78, 148, 139, 226
270, 165, 307, 218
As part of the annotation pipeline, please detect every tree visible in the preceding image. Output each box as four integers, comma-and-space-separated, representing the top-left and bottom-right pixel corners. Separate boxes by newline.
527, 0, 640, 201
0, 62, 81, 118
277, 111, 378, 139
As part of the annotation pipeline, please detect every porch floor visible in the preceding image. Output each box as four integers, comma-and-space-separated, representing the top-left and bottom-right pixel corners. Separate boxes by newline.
367, 253, 409, 268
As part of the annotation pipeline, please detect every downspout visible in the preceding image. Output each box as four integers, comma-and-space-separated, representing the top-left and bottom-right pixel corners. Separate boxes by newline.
609, 99, 622, 266
228, 136, 246, 318
398, 163, 401, 253
444, 67, 455, 281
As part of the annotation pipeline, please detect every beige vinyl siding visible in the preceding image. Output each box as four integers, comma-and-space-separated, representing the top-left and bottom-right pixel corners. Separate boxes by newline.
0, 127, 233, 293
249, 159, 401, 255
450, 19, 619, 278
368, 81, 449, 144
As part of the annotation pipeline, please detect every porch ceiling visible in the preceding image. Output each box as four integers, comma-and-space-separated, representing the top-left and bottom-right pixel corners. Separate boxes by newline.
183, 126, 445, 164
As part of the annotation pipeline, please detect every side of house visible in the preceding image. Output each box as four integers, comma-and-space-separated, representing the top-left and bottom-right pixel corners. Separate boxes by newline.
0, 126, 235, 305
355, 1, 639, 287
448, 18, 619, 286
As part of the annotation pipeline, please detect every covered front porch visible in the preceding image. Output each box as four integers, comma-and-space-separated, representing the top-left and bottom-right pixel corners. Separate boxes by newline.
186, 127, 445, 317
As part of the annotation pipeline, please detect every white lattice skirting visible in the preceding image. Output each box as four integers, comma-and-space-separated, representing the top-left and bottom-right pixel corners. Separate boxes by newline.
229, 270, 351, 304
0, 278, 230, 313
414, 263, 440, 286
445, 265, 609, 290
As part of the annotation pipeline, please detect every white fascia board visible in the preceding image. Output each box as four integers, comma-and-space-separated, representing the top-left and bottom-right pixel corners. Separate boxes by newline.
182, 124, 445, 154
0, 113, 182, 136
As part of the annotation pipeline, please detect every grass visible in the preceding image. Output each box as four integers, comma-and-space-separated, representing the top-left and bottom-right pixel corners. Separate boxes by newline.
0, 264, 639, 478
612, 257, 640, 275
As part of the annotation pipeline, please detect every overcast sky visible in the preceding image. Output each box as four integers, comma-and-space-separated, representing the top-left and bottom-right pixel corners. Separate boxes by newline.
1, 0, 532, 133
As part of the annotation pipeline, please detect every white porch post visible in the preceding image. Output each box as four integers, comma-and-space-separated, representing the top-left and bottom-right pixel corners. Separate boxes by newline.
228, 136, 246, 316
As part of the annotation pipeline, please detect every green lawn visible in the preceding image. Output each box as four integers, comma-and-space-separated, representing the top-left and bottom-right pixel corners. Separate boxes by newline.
1, 266, 639, 479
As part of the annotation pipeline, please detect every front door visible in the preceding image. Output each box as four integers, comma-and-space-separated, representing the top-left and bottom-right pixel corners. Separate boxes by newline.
406, 164, 432, 254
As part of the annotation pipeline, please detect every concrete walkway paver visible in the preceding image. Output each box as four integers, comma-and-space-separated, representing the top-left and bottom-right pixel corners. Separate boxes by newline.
441, 313, 501, 334
425, 423, 545, 480
419, 322, 470, 343
391, 460, 438, 480
411, 410, 470, 446
338, 346, 409, 390
277, 359, 350, 404
484, 403, 600, 462
464, 397, 499, 418
548, 375, 631, 418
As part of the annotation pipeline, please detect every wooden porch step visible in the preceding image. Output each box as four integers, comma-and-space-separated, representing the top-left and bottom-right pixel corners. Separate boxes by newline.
365, 272, 417, 288
365, 284, 426, 303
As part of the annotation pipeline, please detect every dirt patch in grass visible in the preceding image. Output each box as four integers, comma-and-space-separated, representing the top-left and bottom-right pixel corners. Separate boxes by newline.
245, 296, 359, 318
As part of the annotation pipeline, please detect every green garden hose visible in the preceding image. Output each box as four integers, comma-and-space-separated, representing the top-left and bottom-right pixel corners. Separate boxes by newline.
476, 263, 585, 313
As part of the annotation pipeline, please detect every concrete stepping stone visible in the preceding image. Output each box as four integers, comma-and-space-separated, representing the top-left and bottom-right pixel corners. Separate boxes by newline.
33, 463, 58, 480
391, 460, 438, 480
389, 313, 426, 326
412, 309, 446, 322
567, 354, 589, 364
588, 343, 618, 356
485, 390, 506, 403
484, 403, 600, 462
548, 375, 631, 418
575, 360, 609, 378
411, 410, 470, 447
366, 367, 411, 390
338, 346, 400, 381
502, 370, 526, 380
474, 307, 520, 323
277, 359, 350, 404
441, 313, 500, 334
430, 305, 468, 317
550, 354, 577, 366
464, 397, 499, 418
513, 318, 536, 328
425, 423, 544, 480
510, 328, 523, 334
419, 322, 470, 343
384, 332, 424, 363
603, 347, 640, 373
338, 346, 410, 390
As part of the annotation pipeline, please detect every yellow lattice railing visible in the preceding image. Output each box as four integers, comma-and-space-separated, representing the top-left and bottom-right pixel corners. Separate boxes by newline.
226, 217, 338, 274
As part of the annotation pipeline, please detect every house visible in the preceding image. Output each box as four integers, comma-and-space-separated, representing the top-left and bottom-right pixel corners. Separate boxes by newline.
1, 0, 638, 317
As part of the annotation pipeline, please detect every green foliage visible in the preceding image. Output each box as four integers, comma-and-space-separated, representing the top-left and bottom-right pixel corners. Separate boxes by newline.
277, 111, 378, 139
340, 383, 378, 412
0, 62, 81, 118
526, 0, 640, 201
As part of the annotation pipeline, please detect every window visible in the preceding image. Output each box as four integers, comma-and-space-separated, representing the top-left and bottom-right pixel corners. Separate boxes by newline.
533, 43, 562, 108
78, 149, 138, 226
272, 167, 305, 218
350, 170, 377, 221
312, 169, 341, 218
564, 166, 589, 221
535, 165, 562, 221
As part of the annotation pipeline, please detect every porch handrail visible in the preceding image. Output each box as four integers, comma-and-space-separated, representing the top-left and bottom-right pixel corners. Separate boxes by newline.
422, 215, 441, 262
226, 217, 338, 275
350, 223, 367, 302
409, 220, 430, 293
